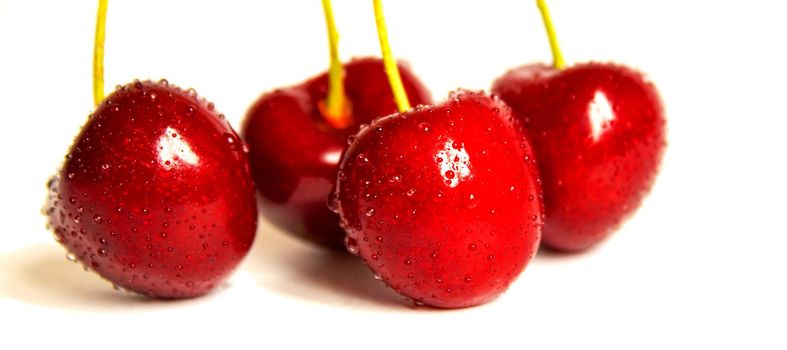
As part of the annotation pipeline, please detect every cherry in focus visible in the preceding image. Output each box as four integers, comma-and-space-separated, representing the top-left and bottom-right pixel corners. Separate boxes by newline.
45, 80, 258, 298
334, 90, 543, 308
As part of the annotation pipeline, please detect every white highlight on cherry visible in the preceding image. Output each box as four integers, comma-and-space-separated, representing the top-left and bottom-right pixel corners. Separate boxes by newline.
436, 140, 471, 188
158, 127, 199, 167
588, 90, 616, 140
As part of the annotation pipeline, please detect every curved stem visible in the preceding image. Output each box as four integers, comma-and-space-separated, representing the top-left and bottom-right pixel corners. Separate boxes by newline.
93, 0, 108, 106
536, 0, 565, 69
372, 0, 410, 112
321, 0, 351, 128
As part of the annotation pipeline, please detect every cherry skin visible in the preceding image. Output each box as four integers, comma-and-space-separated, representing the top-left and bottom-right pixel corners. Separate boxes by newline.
333, 90, 543, 308
241, 57, 431, 250
44, 80, 258, 298
492, 62, 666, 252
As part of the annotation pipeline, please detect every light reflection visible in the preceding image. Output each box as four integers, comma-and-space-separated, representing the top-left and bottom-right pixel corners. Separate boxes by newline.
436, 139, 471, 188
588, 90, 616, 140
321, 148, 343, 165
158, 127, 199, 167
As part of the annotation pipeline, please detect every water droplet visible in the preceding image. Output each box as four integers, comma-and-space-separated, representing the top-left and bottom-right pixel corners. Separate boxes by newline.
67, 173, 75, 179
97, 248, 107, 256
419, 122, 431, 132
207, 102, 215, 111
373, 274, 382, 280
134, 80, 143, 89
462, 192, 478, 209
346, 135, 356, 145
528, 194, 535, 201
188, 225, 195, 231
65, 253, 77, 262
444, 170, 455, 179
388, 175, 401, 183
92, 215, 103, 224
530, 215, 537, 222
487, 254, 494, 260
468, 243, 477, 251
344, 237, 359, 255
375, 236, 383, 243
68, 196, 77, 205
406, 188, 416, 197
327, 191, 340, 213
365, 208, 375, 217
158, 78, 169, 86
404, 257, 412, 265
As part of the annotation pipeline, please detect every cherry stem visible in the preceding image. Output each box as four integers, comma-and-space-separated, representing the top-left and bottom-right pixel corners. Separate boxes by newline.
321, 0, 351, 128
536, 0, 565, 70
93, 0, 108, 106
372, 0, 410, 112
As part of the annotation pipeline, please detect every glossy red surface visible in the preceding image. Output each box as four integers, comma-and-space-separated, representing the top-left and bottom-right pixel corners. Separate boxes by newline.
44, 80, 258, 298
242, 57, 431, 249
493, 62, 666, 252
334, 90, 543, 308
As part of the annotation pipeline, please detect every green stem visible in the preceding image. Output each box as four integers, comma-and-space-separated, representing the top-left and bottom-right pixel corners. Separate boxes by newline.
93, 0, 108, 106
372, 0, 410, 112
536, 0, 565, 69
321, 0, 351, 128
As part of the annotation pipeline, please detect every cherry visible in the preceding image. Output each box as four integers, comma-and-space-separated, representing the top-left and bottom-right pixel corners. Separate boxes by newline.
43, 2, 257, 298
491, 0, 666, 252
45, 80, 258, 298
333, 1, 542, 308
333, 90, 543, 308
241, 0, 430, 250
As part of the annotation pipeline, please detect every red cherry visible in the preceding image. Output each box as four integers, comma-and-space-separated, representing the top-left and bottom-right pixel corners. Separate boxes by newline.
334, 90, 543, 308
492, 62, 666, 252
241, 57, 431, 249
44, 80, 258, 298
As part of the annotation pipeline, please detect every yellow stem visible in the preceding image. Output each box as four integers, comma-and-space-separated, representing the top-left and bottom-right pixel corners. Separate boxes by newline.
536, 0, 565, 70
372, 0, 410, 112
93, 0, 108, 106
321, 0, 351, 128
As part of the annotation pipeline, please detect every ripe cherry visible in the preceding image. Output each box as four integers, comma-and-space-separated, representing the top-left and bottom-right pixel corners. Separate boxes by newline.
491, 0, 666, 251
241, 0, 430, 250
333, 1, 542, 308
44, 2, 256, 298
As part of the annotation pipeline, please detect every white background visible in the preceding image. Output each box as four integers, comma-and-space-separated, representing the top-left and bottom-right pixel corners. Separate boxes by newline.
1, 0, 785, 348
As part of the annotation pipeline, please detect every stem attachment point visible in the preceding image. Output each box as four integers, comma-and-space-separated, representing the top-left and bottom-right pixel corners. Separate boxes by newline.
321, 0, 352, 128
